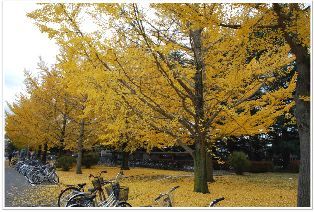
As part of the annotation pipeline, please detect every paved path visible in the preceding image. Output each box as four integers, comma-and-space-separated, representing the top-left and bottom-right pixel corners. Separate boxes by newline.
5, 160, 31, 207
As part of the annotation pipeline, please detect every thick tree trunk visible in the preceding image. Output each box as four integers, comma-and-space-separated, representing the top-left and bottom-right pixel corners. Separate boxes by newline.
294, 49, 310, 207
76, 119, 85, 174
206, 152, 215, 182
273, 4, 311, 206
190, 28, 209, 193
120, 151, 130, 170
193, 137, 209, 193
42, 143, 48, 164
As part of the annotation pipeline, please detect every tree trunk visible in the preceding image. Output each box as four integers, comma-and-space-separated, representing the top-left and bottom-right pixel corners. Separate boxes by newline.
294, 49, 310, 207
58, 112, 68, 157
206, 152, 215, 182
193, 137, 209, 193
76, 119, 85, 174
37, 145, 42, 159
42, 143, 48, 164
273, 4, 311, 206
190, 28, 209, 193
120, 151, 130, 170
111, 151, 117, 166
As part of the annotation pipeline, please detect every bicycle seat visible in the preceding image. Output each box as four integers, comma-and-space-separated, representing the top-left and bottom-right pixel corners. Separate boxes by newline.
78, 183, 86, 187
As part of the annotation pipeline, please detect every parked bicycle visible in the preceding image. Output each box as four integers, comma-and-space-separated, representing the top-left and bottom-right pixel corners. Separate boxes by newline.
58, 170, 107, 207
66, 171, 131, 207
13, 159, 59, 185
28, 163, 59, 184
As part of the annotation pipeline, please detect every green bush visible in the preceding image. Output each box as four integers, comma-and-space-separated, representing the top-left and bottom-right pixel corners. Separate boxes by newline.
287, 160, 300, 173
249, 161, 273, 173
56, 155, 76, 171
82, 152, 99, 168
228, 151, 251, 175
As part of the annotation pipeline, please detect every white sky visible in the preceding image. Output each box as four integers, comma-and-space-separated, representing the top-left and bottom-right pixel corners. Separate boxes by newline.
3, 1, 59, 111
1, 0, 311, 112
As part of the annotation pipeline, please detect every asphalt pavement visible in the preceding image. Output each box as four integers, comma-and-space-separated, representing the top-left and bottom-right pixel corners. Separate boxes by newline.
4, 160, 30, 207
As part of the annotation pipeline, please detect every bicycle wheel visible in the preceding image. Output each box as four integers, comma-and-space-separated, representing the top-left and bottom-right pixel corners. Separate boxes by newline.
67, 204, 84, 207
117, 202, 132, 207
66, 193, 95, 207
58, 187, 80, 207
26, 168, 37, 179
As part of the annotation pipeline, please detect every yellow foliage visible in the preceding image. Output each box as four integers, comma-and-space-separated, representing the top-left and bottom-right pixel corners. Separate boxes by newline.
10, 2, 304, 161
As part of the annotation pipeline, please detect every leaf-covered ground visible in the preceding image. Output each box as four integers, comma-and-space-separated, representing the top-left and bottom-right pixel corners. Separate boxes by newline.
9, 165, 298, 207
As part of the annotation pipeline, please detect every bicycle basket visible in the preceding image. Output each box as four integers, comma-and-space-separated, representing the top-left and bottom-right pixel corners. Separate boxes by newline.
119, 186, 129, 201
105, 184, 129, 201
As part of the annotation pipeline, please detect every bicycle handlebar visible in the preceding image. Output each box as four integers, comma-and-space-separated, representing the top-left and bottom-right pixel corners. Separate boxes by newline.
169, 186, 180, 192
89, 170, 107, 179
90, 171, 124, 185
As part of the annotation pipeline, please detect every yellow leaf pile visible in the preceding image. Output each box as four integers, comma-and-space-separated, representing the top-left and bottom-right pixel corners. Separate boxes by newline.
10, 166, 297, 207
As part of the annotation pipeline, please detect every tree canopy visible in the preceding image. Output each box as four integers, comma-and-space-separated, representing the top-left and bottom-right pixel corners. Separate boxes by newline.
5, 3, 309, 196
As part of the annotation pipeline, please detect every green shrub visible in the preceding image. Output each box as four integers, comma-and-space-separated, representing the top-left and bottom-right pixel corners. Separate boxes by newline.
249, 161, 273, 173
228, 151, 251, 175
56, 155, 76, 171
82, 152, 99, 168
287, 160, 300, 173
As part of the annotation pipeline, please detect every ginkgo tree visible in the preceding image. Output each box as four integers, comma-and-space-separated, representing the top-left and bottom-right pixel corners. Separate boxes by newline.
5, 71, 67, 163
27, 3, 297, 193
56, 50, 112, 174
26, 62, 76, 154
6, 59, 102, 172
215, 3, 310, 206
36, 55, 103, 174
57, 42, 168, 170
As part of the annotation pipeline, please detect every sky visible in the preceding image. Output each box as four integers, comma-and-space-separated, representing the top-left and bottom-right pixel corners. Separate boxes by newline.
2, 1, 311, 112
3, 1, 59, 111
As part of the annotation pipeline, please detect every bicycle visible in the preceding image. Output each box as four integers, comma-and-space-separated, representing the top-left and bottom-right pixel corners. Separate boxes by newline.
58, 170, 109, 207
145, 186, 180, 207
28, 163, 59, 184
66, 171, 131, 207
